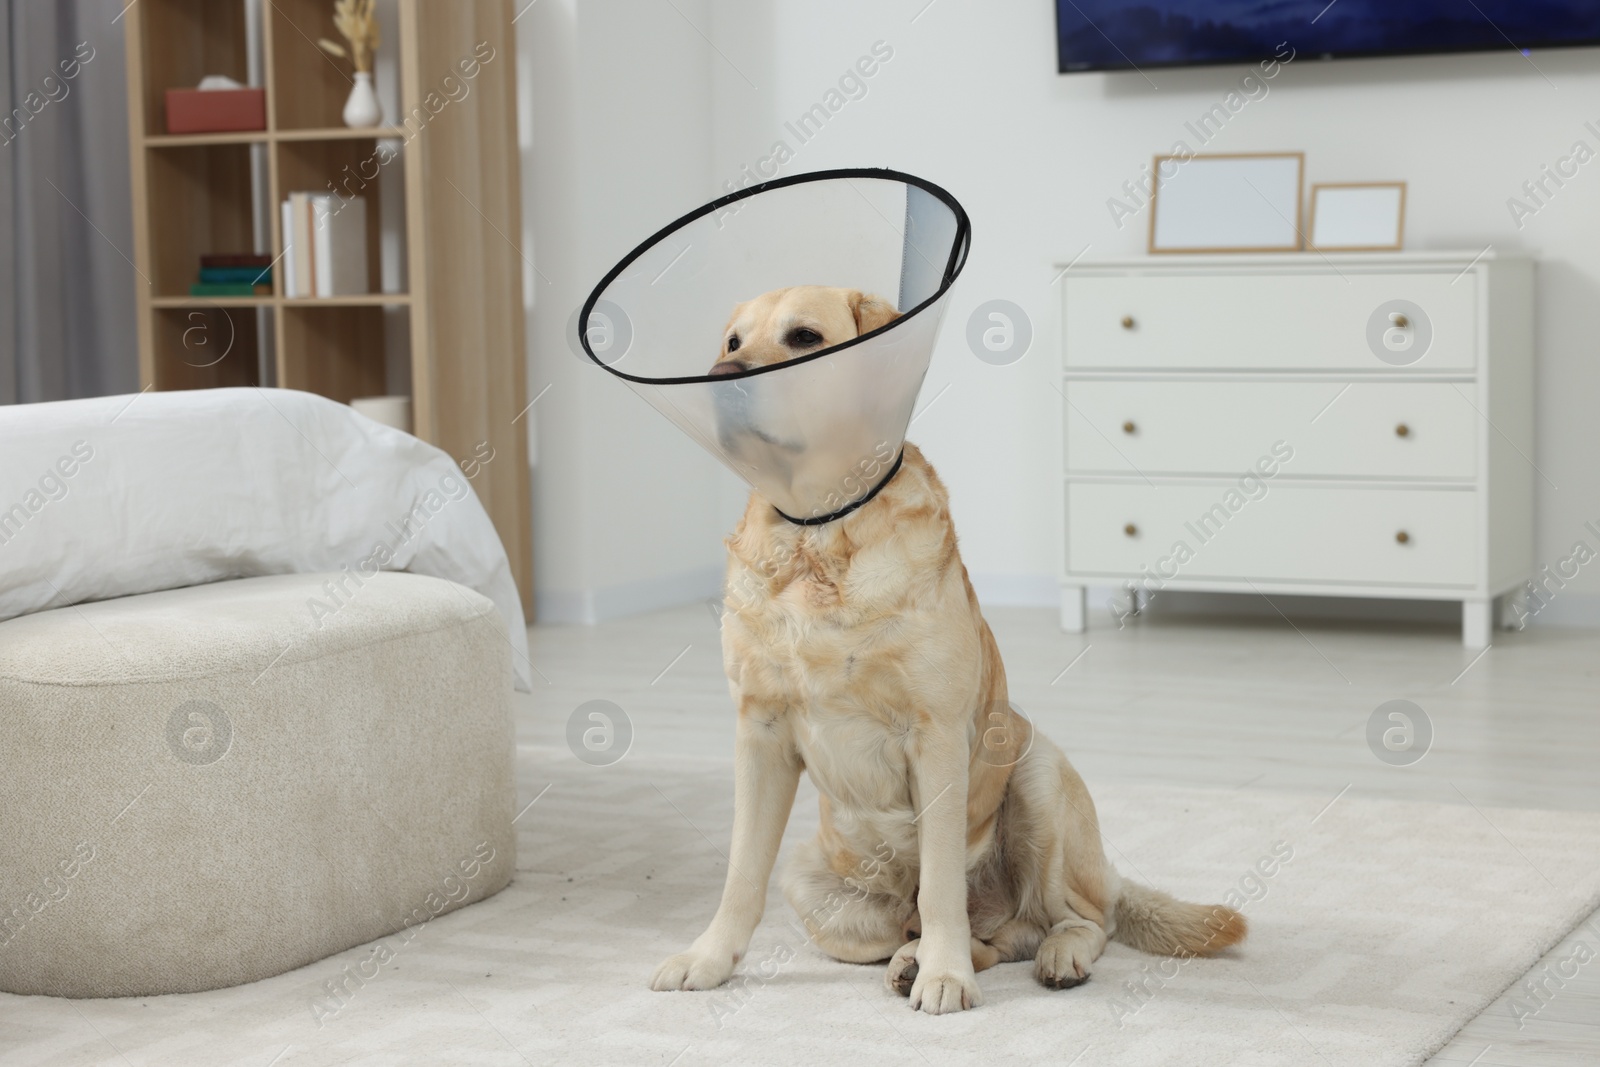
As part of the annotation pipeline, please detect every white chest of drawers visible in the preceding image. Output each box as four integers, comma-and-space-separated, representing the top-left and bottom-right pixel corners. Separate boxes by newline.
1058, 252, 1534, 647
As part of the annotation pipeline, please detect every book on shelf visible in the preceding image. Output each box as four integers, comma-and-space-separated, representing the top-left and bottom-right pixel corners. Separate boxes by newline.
280, 193, 368, 298
189, 282, 272, 297
286, 194, 310, 297
281, 199, 299, 297
199, 266, 272, 285
200, 253, 274, 269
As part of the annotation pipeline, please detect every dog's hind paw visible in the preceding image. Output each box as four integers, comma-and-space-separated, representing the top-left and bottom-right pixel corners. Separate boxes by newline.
1033, 929, 1095, 990
650, 949, 735, 991
885, 940, 920, 996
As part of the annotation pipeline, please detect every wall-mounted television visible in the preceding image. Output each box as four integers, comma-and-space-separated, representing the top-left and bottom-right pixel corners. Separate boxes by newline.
1055, 1, 1600, 73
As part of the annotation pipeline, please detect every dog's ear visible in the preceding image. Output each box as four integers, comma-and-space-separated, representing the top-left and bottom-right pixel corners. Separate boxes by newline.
849, 291, 901, 336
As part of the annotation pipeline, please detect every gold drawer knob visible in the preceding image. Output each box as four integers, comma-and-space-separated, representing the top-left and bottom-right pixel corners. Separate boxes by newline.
1395, 423, 1410, 437
1122, 420, 1137, 435
1120, 315, 1135, 330
1395, 530, 1411, 545
1124, 523, 1139, 538
1390, 312, 1409, 328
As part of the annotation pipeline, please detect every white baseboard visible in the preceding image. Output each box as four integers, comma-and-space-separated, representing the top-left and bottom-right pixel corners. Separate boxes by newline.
1521, 591, 1600, 629
536, 565, 723, 625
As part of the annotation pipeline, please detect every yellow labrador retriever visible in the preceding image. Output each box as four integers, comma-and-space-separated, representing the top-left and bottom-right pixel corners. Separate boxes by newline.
650, 286, 1245, 1013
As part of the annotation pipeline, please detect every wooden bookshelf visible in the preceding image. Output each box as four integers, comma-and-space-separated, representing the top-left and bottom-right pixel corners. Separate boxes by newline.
123, 0, 532, 616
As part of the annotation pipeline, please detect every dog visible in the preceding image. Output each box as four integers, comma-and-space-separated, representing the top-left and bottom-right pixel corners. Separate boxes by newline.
650, 285, 1246, 1013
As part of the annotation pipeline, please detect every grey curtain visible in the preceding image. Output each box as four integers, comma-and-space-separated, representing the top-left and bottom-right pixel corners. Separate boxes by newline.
0, 0, 136, 405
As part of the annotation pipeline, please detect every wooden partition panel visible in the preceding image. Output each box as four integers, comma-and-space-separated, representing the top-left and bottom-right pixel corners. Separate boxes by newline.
409, 0, 531, 611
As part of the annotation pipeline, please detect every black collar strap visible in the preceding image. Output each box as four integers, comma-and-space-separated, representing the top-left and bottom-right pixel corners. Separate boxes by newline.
774, 450, 905, 527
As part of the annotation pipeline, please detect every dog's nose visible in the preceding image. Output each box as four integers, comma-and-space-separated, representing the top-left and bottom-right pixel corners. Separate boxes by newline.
709, 361, 746, 376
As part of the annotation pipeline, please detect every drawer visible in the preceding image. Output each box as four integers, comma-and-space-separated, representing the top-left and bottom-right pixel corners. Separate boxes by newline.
1064, 271, 1476, 371
1066, 482, 1477, 587
1064, 381, 1478, 479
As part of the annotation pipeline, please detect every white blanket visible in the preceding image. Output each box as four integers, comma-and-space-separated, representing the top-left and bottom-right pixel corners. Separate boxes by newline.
0, 387, 532, 691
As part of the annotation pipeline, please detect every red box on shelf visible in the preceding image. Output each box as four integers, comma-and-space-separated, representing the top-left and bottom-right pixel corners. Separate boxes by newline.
164, 88, 266, 135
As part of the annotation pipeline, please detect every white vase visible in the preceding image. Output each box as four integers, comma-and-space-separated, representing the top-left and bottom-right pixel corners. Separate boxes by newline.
342, 72, 382, 128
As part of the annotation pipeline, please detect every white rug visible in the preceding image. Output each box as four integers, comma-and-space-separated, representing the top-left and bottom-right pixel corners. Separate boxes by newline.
4, 754, 1599, 1067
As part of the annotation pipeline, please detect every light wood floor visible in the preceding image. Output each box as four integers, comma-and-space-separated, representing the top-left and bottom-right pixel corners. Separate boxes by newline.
522, 601, 1600, 1066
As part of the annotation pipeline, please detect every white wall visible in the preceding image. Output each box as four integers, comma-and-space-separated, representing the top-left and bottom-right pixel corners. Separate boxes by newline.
518, 0, 733, 623
523, 0, 1600, 626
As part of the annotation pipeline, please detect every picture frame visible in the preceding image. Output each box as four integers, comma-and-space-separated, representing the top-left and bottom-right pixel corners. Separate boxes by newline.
1148, 151, 1305, 254
1308, 182, 1407, 252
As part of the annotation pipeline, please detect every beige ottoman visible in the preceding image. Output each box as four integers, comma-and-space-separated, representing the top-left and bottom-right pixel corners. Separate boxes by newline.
0, 572, 516, 998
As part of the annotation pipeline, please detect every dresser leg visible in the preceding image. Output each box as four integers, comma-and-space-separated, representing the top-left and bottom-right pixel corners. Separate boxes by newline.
1462, 597, 1492, 648
1061, 585, 1086, 633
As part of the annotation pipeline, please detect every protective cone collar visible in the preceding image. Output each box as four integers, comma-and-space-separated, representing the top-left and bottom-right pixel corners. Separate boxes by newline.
580, 168, 971, 524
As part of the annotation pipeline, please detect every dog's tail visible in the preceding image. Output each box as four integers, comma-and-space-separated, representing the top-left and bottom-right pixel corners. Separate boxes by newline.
1110, 880, 1247, 958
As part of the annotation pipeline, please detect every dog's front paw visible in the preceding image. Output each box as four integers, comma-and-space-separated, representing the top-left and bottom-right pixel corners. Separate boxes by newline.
908, 958, 982, 1014
650, 949, 736, 992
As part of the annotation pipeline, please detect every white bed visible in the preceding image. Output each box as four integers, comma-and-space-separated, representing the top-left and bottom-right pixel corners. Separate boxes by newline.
0, 387, 532, 691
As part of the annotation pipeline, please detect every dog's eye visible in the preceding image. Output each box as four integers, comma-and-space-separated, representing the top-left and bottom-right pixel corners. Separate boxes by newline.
727, 335, 741, 352
787, 328, 823, 348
